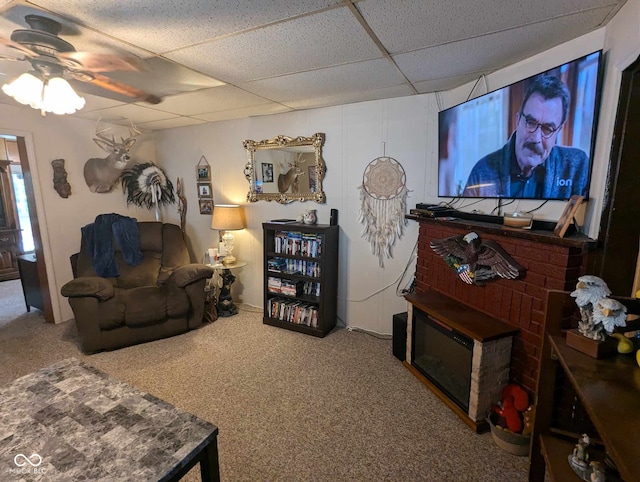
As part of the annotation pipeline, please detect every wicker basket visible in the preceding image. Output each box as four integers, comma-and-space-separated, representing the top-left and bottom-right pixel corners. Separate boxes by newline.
487, 413, 531, 456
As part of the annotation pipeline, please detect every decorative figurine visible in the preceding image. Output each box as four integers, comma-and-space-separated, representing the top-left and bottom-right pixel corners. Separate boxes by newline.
572, 433, 590, 467
217, 270, 239, 317
571, 275, 611, 339
568, 433, 594, 481
592, 297, 627, 335
303, 209, 317, 225
589, 461, 606, 482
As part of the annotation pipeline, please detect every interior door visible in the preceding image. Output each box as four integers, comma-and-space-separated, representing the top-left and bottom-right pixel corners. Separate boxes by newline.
595, 58, 640, 296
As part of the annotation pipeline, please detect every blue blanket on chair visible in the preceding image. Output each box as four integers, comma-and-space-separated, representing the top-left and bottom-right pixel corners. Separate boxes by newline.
81, 213, 143, 277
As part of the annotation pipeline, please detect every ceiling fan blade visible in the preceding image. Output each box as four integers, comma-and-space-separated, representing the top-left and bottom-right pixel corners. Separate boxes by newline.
57, 51, 146, 73
71, 71, 162, 104
0, 35, 38, 58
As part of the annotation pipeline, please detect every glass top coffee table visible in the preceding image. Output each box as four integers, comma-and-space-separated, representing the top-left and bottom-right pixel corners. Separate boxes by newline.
0, 358, 219, 481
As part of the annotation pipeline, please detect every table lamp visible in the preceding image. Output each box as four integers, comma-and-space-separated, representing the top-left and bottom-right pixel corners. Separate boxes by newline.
211, 204, 246, 265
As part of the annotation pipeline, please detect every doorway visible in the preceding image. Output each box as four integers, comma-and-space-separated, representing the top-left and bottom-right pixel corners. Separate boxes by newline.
0, 134, 53, 323
595, 57, 640, 295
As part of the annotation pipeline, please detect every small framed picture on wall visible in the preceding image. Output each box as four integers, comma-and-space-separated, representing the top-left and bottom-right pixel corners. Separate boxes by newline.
197, 182, 212, 198
199, 199, 213, 215
196, 165, 210, 182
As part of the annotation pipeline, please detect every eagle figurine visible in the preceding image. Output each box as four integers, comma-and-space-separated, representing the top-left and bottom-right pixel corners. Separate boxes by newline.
570, 275, 612, 337
430, 232, 525, 285
592, 297, 627, 340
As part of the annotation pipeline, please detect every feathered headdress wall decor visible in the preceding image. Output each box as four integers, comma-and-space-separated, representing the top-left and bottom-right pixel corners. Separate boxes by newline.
357, 156, 408, 267
121, 162, 175, 210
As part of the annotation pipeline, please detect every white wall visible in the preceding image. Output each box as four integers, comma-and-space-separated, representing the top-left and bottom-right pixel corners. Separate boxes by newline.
0, 104, 157, 323
3, 0, 639, 332
155, 0, 640, 335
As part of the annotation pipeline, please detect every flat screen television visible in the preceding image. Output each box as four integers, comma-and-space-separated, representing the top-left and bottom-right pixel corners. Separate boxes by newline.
438, 50, 603, 200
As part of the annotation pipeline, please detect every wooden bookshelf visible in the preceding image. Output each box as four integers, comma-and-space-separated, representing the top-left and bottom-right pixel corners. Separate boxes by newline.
262, 223, 338, 337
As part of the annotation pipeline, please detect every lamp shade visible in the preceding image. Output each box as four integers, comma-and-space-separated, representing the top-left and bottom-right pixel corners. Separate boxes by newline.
1, 72, 85, 115
2, 72, 44, 109
211, 204, 246, 231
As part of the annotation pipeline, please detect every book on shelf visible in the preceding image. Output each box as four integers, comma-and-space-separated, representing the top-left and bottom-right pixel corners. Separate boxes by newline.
270, 219, 298, 224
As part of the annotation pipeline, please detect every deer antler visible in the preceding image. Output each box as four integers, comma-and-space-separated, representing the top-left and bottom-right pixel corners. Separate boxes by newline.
94, 118, 116, 145
121, 120, 140, 144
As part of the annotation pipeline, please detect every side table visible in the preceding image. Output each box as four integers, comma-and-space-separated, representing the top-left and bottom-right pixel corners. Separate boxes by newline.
17, 253, 43, 312
207, 261, 247, 317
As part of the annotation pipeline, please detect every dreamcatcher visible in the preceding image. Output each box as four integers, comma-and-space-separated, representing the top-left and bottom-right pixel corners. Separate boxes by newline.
357, 156, 408, 267
121, 162, 175, 220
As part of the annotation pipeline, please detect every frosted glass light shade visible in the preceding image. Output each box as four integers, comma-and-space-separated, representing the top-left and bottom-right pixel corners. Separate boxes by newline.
42, 77, 86, 115
2, 72, 44, 109
1, 73, 85, 115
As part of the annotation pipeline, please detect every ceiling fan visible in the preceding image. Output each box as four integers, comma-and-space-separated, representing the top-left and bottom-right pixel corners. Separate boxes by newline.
0, 13, 161, 107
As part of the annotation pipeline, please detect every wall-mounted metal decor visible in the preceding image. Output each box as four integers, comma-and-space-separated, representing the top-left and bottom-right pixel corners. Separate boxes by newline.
430, 232, 525, 285
243, 133, 326, 204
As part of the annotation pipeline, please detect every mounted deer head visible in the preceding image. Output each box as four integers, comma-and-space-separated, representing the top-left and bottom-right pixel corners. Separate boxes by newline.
277, 153, 306, 194
84, 120, 140, 193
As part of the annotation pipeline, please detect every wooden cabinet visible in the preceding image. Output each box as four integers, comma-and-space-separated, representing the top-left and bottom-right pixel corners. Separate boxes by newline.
262, 223, 338, 337
529, 290, 640, 481
0, 160, 20, 281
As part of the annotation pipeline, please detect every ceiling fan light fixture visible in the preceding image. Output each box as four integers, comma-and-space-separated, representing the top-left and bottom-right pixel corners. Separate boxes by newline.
42, 76, 86, 115
1, 71, 44, 109
1, 71, 85, 115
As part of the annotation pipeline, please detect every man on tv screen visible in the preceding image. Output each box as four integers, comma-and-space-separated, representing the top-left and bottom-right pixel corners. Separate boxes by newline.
462, 74, 589, 199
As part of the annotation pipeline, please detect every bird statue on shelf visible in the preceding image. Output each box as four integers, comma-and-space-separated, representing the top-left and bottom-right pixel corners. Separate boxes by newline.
430, 232, 525, 286
570, 275, 612, 338
592, 297, 627, 340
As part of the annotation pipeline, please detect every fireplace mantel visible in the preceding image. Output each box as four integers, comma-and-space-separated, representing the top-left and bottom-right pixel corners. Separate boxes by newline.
405, 213, 597, 249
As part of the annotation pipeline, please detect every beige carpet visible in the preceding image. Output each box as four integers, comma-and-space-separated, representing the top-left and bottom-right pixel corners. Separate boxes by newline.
0, 295, 529, 481
0, 279, 31, 329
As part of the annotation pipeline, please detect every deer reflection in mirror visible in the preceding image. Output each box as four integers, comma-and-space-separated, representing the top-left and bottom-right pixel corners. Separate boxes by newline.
244, 134, 326, 204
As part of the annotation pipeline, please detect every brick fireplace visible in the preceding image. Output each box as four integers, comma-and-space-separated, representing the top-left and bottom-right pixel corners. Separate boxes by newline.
407, 215, 595, 393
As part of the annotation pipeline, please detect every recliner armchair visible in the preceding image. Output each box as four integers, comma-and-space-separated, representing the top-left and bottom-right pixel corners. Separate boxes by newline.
62, 221, 214, 353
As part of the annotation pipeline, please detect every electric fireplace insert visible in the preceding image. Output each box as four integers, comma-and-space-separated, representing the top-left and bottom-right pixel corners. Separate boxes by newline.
412, 307, 473, 412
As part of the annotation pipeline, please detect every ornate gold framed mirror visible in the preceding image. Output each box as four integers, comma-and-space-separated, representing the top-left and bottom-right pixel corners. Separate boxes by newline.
243, 133, 326, 204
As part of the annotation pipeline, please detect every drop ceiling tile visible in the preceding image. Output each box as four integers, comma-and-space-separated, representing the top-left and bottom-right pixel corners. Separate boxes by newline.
412, 72, 492, 94
74, 103, 177, 124
100, 57, 225, 98
192, 103, 292, 123
136, 116, 207, 131
75, 92, 126, 112
358, 0, 623, 54
154, 85, 271, 116
282, 84, 416, 110
393, 7, 611, 83
240, 59, 406, 102
166, 7, 382, 84
29, 0, 342, 53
